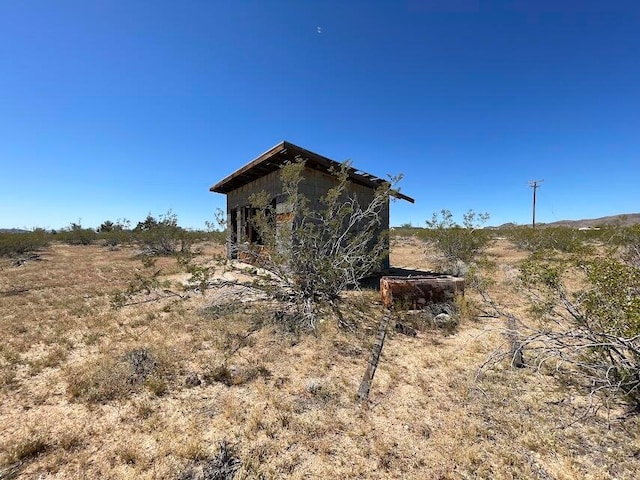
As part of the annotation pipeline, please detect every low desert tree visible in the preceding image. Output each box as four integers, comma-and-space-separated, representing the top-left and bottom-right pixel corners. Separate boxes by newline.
424, 209, 491, 274
247, 160, 401, 330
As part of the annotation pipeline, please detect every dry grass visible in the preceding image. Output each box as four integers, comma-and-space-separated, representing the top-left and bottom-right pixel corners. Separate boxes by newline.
0, 239, 638, 478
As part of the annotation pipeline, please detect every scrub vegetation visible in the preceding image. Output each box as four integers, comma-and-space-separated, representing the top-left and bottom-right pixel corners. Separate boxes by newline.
1, 215, 640, 479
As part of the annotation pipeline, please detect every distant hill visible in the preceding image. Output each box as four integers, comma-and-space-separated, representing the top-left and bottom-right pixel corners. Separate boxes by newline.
0, 228, 30, 234
496, 213, 640, 229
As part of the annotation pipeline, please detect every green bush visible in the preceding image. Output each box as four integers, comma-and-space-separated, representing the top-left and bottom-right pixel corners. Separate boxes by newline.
134, 211, 191, 256
611, 224, 640, 267
425, 209, 492, 266
504, 226, 595, 254
390, 225, 423, 239
96, 219, 133, 247
0, 229, 51, 257
58, 223, 97, 245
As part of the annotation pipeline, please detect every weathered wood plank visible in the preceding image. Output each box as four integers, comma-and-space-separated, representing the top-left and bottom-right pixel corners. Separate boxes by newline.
357, 312, 392, 402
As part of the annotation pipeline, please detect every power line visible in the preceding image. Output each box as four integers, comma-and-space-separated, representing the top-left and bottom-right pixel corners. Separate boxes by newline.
529, 180, 544, 229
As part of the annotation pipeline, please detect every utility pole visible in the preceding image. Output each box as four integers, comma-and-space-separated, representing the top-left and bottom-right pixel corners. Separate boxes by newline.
529, 180, 544, 229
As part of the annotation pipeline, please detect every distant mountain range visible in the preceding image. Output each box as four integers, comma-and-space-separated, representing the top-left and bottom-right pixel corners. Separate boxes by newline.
496, 213, 640, 229
0, 228, 30, 233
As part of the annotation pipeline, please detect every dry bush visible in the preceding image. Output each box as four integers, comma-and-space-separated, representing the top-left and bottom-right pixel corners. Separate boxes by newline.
176, 440, 241, 480
65, 355, 133, 403
1, 433, 49, 465
65, 347, 172, 403
203, 363, 271, 387
482, 251, 640, 412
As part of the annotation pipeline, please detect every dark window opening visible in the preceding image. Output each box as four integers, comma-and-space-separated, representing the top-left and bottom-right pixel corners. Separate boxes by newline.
229, 208, 238, 259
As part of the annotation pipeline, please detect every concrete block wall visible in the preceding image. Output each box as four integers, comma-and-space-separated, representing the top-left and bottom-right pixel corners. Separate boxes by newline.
225, 166, 390, 270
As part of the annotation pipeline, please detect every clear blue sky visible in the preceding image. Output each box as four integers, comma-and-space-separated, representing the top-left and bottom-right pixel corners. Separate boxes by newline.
1, 1, 638, 230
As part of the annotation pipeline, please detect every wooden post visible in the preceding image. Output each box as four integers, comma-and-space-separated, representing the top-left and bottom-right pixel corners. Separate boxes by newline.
507, 314, 524, 368
357, 312, 392, 402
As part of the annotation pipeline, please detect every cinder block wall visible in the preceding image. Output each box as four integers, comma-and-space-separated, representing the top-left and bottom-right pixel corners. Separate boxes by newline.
299, 168, 390, 270
225, 166, 390, 270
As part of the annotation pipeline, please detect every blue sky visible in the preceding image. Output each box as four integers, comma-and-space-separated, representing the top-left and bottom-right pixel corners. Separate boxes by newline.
1, 1, 638, 230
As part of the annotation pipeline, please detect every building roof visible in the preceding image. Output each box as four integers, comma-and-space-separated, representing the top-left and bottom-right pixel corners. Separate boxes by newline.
209, 141, 414, 203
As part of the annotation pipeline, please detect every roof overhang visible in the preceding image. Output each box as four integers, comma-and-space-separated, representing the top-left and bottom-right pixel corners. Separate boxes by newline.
209, 141, 414, 203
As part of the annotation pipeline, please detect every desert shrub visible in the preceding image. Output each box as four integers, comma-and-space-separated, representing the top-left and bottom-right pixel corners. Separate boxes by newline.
507, 255, 640, 409
0, 229, 50, 257
393, 302, 460, 335
202, 229, 227, 245
390, 225, 425, 239
97, 219, 133, 246
204, 362, 270, 387
424, 209, 492, 272
66, 348, 170, 403
246, 160, 402, 330
176, 440, 241, 480
97, 220, 117, 232
66, 355, 130, 403
57, 223, 97, 245
1, 433, 50, 464
612, 224, 640, 268
504, 226, 595, 254
134, 211, 191, 256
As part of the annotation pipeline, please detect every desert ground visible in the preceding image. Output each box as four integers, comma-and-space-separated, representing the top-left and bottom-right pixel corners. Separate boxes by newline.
1, 237, 639, 479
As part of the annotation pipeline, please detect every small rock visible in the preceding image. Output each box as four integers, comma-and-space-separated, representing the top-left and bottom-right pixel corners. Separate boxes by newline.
434, 313, 458, 329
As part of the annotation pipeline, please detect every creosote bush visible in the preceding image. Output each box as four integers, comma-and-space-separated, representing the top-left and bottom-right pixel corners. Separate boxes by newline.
246, 160, 402, 330
0, 229, 50, 257
134, 210, 192, 256
58, 223, 97, 245
614, 224, 640, 268
424, 209, 491, 274
97, 218, 132, 247
499, 253, 640, 409
504, 226, 595, 254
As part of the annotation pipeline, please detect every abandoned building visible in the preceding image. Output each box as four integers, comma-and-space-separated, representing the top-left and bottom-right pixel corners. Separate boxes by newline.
209, 141, 414, 269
